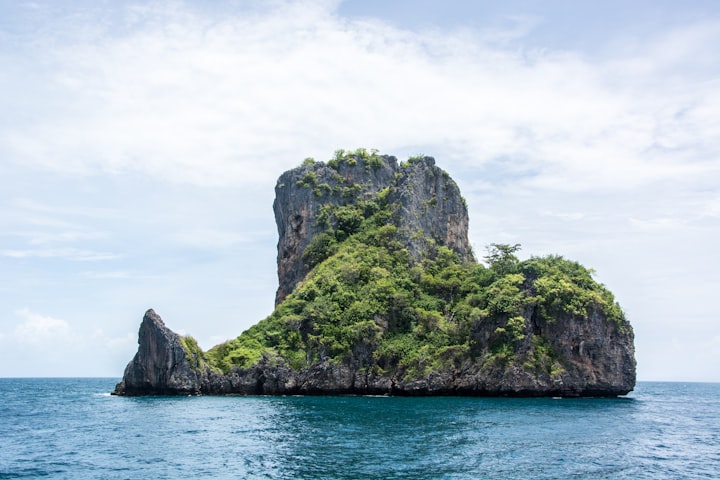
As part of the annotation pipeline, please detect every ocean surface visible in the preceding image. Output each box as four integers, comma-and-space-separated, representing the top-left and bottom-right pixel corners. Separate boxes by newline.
0, 379, 718, 479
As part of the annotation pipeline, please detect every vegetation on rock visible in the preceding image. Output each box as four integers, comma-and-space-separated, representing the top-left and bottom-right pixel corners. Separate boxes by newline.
203, 152, 627, 383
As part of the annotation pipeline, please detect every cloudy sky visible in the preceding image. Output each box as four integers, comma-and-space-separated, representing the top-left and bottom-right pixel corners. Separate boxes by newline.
1, 0, 718, 381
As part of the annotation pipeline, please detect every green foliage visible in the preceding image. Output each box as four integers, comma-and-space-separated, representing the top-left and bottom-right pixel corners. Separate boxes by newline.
208, 153, 627, 380
331, 149, 345, 163
327, 147, 383, 171
484, 243, 521, 275
296, 171, 318, 188
401, 154, 425, 167
523, 335, 565, 377
179, 335, 209, 371
366, 149, 383, 170
484, 274, 526, 316
521, 255, 626, 328
206, 334, 266, 373
333, 205, 364, 238
303, 231, 339, 268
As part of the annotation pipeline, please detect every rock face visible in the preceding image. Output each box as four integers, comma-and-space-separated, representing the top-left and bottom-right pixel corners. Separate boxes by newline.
114, 307, 634, 397
273, 155, 472, 305
113, 309, 203, 395
114, 152, 636, 397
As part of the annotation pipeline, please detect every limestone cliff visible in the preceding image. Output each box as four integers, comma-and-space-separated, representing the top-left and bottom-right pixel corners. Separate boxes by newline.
114, 151, 636, 397
273, 154, 472, 305
113, 309, 203, 395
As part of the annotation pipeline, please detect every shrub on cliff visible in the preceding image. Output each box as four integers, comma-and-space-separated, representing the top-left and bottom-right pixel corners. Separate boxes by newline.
206, 153, 626, 381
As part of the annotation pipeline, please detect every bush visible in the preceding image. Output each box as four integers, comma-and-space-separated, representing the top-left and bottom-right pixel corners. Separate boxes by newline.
208, 153, 627, 378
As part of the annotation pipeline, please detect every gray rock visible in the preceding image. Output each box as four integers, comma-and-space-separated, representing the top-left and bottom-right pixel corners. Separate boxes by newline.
114, 304, 634, 397
273, 155, 472, 304
113, 309, 202, 395
389, 157, 473, 264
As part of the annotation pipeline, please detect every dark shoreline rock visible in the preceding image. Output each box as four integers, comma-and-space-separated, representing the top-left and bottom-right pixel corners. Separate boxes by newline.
113, 309, 634, 398
113, 309, 203, 396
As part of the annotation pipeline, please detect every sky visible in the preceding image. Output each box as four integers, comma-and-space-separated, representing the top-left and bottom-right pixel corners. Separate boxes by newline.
1, 0, 718, 381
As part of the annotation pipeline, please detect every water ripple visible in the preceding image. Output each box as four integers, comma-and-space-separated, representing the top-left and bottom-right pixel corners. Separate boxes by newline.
0, 380, 718, 479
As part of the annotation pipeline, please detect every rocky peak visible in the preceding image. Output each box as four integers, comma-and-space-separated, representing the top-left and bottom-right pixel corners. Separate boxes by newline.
113, 309, 200, 395
391, 157, 473, 264
273, 152, 473, 305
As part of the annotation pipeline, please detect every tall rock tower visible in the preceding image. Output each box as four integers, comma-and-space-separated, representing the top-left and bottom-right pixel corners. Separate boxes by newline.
273, 153, 473, 305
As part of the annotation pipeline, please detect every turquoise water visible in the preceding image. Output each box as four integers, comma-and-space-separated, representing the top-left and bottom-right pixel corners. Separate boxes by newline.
0, 379, 718, 479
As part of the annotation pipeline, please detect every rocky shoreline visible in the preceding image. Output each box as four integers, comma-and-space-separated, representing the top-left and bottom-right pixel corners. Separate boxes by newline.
114, 309, 634, 397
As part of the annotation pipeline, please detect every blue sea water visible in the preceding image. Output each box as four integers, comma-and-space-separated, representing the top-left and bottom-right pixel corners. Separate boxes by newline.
0, 379, 718, 479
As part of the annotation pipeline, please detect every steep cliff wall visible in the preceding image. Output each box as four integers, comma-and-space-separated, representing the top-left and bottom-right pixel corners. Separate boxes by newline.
113, 309, 203, 395
390, 157, 473, 265
273, 153, 472, 305
273, 155, 398, 304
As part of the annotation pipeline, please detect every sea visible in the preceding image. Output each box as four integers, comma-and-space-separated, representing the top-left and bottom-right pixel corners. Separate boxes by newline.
0, 379, 718, 479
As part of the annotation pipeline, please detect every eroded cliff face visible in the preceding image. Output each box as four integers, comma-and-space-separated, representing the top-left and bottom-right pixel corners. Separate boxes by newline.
273, 155, 472, 305
113, 309, 203, 395
389, 157, 472, 265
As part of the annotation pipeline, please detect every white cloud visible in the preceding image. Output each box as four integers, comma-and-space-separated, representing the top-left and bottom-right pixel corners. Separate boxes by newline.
2, 247, 119, 261
1, 198, 120, 261
640, 332, 720, 383
1, 1, 717, 195
105, 332, 136, 352
628, 217, 687, 232
172, 228, 259, 249
25, 230, 107, 245
12, 308, 73, 344
539, 210, 585, 222
80, 270, 132, 280
0, 308, 141, 376
11, 198, 120, 221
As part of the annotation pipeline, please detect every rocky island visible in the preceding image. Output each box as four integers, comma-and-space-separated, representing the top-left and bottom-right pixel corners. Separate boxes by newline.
114, 150, 635, 397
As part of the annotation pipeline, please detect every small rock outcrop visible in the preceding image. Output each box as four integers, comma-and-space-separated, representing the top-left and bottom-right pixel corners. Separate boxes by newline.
113, 309, 203, 395
114, 151, 636, 397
